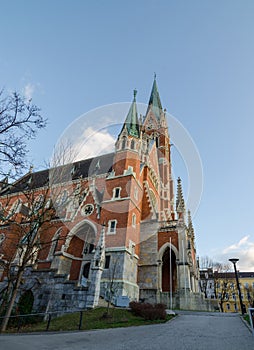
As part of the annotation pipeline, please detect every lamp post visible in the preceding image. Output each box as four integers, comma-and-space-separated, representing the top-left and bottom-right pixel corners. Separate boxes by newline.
229, 258, 245, 315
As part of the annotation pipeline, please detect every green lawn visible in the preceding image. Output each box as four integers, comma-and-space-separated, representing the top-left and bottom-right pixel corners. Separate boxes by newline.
244, 314, 250, 325
6, 307, 174, 333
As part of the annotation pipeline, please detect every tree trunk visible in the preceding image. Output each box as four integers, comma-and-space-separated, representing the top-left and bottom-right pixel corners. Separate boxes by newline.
0, 270, 24, 332
219, 301, 224, 313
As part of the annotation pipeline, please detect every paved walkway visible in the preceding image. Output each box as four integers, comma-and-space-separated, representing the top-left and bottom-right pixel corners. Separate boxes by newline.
1, 311, 253, 350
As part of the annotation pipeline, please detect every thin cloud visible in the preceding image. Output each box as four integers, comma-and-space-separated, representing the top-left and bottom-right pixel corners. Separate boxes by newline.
70, 126, 115, 161
215, 235, 254, 271
23, 83, 35, 101
223, 235, 250, 253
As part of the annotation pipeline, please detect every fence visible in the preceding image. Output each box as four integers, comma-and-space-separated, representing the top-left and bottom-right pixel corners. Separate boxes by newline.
0, 310, 86, 333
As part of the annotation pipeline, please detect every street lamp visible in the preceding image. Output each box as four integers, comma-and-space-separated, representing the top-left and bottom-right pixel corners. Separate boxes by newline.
229, 258, 245, 315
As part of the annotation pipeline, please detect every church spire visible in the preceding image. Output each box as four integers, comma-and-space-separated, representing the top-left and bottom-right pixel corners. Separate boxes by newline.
176, 177, 185, 215
121, 89, 140, 138
146, 73, 163, 120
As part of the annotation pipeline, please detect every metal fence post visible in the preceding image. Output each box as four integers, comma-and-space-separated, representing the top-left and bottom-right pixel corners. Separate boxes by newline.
79, 311, 83, 330
46, 313, 51, 331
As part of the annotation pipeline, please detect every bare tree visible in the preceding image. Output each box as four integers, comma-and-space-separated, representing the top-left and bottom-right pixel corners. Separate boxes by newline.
244, 285, 254, 308
213, 263, 233, 312
0, 144, 80, 332
0, 89, 46, 178
0, 185, 61, 331
199, 256, 214, 269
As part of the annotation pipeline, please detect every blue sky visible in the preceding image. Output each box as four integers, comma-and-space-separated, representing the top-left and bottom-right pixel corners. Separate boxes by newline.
1, 0, 254, 270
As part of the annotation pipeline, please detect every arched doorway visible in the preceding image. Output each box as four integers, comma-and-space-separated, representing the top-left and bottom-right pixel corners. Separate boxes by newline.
80, 262, 91, 287
66, 221, 96, 281
82, 262, 91, 278
162, 247, 177, 292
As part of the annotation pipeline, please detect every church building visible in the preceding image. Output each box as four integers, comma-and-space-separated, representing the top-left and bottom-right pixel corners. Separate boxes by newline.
0, 78, 210, 313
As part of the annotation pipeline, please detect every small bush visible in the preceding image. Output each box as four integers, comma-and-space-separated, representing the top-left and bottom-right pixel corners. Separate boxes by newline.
129, 302, 166, 320
18, 290, 34, 315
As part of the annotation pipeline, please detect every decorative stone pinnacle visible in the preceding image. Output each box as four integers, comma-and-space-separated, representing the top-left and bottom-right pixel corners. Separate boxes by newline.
176, 177, 185, 213
93, 225, 105, 268
188, 210, 194, 236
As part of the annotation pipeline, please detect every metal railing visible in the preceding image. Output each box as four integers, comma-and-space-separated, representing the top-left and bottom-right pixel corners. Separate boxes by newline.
0, 310, 86, 333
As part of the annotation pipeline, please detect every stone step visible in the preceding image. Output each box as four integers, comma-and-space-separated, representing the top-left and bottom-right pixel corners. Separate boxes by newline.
97, 297, 111, 308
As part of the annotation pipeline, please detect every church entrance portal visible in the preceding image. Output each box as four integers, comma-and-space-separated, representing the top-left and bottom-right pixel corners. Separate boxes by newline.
162, 247, 177, 292
67, 221, 96, 281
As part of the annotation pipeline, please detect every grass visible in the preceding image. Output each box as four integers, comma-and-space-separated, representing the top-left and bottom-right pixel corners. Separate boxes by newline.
5, 307, 174, 333
244, 314, 250, 325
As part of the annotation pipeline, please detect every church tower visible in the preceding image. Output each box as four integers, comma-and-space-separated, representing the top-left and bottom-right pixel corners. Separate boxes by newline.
114, 89, 141, 176
98, 90, 143, 303
135, 77, 202, 308
142, 75, 174, 221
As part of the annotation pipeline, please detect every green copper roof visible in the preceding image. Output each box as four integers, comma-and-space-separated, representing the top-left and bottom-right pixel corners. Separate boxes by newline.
122, 89, 140, 138
147, 74, 163, 119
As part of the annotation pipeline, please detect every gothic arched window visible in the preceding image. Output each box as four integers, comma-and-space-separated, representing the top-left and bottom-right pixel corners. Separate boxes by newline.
122, 138, 127, 149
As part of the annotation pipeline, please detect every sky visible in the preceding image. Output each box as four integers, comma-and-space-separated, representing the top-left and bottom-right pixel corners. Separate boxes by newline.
1, 0, 254, 270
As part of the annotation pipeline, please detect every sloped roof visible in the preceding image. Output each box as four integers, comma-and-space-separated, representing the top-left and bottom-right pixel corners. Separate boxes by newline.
0, 152, 114, 195
200, 270, 254, 279
209, 271, 254, 279
215, 272, 254, 279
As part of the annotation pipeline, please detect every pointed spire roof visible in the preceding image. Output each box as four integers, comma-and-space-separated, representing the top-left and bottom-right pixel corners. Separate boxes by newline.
121, 89, 140, 138
147, 74, 163, 119
176, 177, 185, 213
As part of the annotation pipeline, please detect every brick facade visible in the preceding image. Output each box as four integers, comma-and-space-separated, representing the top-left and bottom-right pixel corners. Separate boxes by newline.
0, 78, 205, 312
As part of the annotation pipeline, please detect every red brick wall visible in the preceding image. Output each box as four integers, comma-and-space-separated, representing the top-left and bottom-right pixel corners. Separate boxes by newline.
158, 230, 179, 251
113, 150, 140, 177
69, 260, 82, 280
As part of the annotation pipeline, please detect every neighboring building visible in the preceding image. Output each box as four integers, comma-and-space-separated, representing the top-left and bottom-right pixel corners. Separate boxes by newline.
0, 78, 211, 313
200, 269, 254, 312
199, 268, 216, 299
